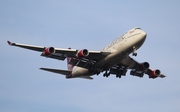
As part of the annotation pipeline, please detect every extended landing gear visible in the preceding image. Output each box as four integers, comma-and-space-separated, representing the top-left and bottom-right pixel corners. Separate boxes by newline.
102, 67, 127, 78
103, 70, 110, 77
116, 67, 127, 78
116, 73, 121, 78
132, 46, 137, 56
133, 52, 137, 56
116, 69, 122, 78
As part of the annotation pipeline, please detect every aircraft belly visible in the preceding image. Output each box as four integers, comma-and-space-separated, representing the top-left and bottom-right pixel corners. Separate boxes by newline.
96, 50, 125, 69
71, 66, 91, 78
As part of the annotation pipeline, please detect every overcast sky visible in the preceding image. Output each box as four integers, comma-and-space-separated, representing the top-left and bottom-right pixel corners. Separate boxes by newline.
1, 0, 180, 112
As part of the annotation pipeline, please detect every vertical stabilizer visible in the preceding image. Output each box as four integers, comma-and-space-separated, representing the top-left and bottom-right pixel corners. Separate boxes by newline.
67, 57, 74, 71
67, 48, 74, 71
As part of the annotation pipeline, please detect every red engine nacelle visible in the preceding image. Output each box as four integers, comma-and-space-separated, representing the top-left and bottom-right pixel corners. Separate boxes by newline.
43, 47, 55, 55
150, 69, 161, 78
76, 49, 89, 58
139, 62, 150, 71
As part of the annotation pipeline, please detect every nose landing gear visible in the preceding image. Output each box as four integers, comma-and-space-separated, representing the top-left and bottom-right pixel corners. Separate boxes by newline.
132, 46, 137, 56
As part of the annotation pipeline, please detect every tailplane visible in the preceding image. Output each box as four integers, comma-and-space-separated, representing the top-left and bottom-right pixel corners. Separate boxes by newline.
67, 57, 74, 71
67, 48, 74, 71
40, 68, 71, 75
40, 68, 93, 80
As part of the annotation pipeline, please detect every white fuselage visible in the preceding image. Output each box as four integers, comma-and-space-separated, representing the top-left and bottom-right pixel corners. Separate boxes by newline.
70, 28, 147, 78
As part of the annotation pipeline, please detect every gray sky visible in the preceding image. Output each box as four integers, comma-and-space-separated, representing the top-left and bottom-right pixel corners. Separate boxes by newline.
1, 0, 180, 112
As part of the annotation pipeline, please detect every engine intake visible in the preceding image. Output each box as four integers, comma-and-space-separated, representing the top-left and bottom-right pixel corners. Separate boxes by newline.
139, 62, 150, 70
76, 49, 89, 58
43, 47, 55, 55
150, 69, 161, 78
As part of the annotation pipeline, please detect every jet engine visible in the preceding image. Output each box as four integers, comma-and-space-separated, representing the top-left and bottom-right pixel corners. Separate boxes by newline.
43, 47, 55, 55
149, 69, 161, 78
76, 49, 89, 58
139, 62, 150, 70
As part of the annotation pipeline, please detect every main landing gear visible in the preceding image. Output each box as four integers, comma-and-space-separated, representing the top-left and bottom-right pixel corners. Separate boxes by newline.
103, 70, 110, 77
116, 67, 127, 78
103, 67, 127, 78
116, 72, 121, 78
132, 46, 137, 56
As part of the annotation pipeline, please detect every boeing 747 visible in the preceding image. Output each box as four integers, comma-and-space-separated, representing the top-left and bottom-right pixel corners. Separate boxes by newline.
7, 27, 166, 79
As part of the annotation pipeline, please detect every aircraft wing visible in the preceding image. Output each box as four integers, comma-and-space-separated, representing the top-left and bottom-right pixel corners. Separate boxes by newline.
7, 41, 111, 61
110, 56, 166, 79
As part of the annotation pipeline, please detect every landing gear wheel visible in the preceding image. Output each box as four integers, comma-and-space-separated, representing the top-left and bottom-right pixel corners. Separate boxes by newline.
103, 71, 110, 77
132, 52, 137, 56
132, 46, 137, 56
116, 72, 121, 78
118, 75, 121, 78
106, 73, 110, 77
116, 75, 121, 78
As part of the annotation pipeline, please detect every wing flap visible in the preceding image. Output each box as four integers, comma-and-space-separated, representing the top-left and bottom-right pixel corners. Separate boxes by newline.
41, 53, 66, 60
68, 58, 97, 69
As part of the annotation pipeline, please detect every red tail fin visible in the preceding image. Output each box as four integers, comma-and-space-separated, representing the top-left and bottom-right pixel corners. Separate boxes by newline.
67, 48, 74, 71
67, 57, 74, 71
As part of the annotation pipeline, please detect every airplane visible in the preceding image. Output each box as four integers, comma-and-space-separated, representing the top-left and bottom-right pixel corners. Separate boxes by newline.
7, 27, 166, 80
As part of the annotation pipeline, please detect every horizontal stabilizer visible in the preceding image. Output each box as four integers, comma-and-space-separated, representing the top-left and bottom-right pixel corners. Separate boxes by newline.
40, 68, 71, 75
159, 74, 166, 78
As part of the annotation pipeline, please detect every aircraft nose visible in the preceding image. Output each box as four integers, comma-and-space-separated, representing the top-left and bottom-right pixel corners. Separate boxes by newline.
135, 30, 147, 46
141, 30, 147, 39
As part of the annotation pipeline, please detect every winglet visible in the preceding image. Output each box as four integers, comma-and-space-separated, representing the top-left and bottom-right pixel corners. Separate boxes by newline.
7, 41, 12, 45
160, 74, 166, 78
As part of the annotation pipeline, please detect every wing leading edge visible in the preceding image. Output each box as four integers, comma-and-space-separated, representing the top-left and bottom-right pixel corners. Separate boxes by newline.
109, 56, 166, 79
7, 41, 111, 61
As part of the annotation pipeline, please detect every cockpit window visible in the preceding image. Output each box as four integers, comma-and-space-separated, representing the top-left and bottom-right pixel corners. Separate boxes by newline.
134, 27, 141, 30
129, 27, 142, 34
